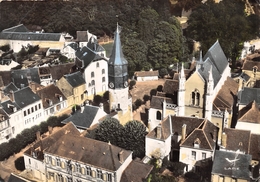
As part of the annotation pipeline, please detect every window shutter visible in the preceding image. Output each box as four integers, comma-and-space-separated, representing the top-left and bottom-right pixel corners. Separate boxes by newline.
81, 167, 85, 175
92, 170, 96, 178
61, 161, 65, 168
103, 173, 107, 181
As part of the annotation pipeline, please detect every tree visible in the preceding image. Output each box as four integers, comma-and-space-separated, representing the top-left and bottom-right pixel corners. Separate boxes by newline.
176, 0, 202, 11
121, 120, 147, 158
95, 118, 123, 146
14, 156, 25, 171
186, 0, 260, 68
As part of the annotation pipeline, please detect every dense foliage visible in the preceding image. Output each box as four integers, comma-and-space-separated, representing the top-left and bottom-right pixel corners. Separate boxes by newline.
186, 0, 260, 67
0, 115, 68, 161
14, 156, 25, 171
94, 118, 147, 158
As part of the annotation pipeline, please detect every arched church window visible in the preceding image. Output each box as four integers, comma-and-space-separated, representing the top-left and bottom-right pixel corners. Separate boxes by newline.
192, 92, 195, 105
156, 111, 162, 120
191, 89, 200, 106
196, 92, 200, 106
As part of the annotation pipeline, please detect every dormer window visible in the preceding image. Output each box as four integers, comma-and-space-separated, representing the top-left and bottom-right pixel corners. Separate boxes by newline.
46, 99, 53, 106
194, 138, 201, 148
253, 66, 258, 73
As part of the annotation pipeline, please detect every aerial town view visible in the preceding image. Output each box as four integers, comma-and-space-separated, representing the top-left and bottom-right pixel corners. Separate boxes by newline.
0, 0, 260, 181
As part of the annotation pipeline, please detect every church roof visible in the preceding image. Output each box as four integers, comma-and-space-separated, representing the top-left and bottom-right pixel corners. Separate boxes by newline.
108, 24, 128, 66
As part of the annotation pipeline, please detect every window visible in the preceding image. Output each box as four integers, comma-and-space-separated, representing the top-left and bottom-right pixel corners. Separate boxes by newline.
91, 80, 95, 86
67, 177, 72, 182
56, 158, 61, 167
156, 111, 162, 120
81, 94, 84, 100
24, 111, 27, 116
57, 174, 63, 182
191, 89, 200, 106
50, 107, 54, 114
86, 166, 91, 176
96, 62, 99, 67
102, 77, 105, 82
91, 72, 95, 78
102, 69, 105, 74
107, 173, 112, 182
35, 105, 37, 111
31, 107, 34, 113
97, 169, 102, 179
191, 151, 196, 160
76, 163, 81, 173
202, 153, 206, 159
38, 104, 41, 109
28, 109, 30, 114
29, 158, 31, 164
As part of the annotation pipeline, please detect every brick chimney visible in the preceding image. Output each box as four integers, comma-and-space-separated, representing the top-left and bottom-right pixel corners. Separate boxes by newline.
156, 124, 162, 139
221, 132, 227, 148
118, 150, 124, 163
9, 90, 15, 102
181, 124, 187, 142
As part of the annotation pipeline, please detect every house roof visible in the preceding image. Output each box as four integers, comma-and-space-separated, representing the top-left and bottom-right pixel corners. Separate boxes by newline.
63, 71, 85, 88
249, 134, 260, 161
75, 31, 90, 42
8, 173, 32, 182
44, 134, 132, 171
75, 46, 104, 69
3, 82, 19, 95
47, 62, 74, 80
0, 30, 62, 41
24, 122, 80, 160
0, 108, 9, 122
1, 100, 20, 115
163, 79, 179, 94
12, 87, 41, 108
212, 150, 251, 180
213, 77, 238, 111
150, 96, 176, 110
11, 68, 40, 89
36, 84, 66, 109
0, 71, 12, 87
62, 105, 104, 129
134, 70, 159, 77
238, 87, 260, 105
242, 59, 260, 71
223, 128, 251, 153
180, 119, 218, 150
238, 100, 260, 124
87, 36, 105, 52
2, 24, 29, 33
120, 160, 153, 182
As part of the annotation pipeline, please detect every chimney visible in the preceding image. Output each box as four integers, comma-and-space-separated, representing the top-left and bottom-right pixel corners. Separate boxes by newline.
9, 90, 15, 102
213, 128, 217, 142
118, 150, 124, 163
162, 99, 166, 119
48, 126, 53, 135
156, 124, 162, 139
36, 131, 41, 141
221, 132, 227, 148
181, 124, 187, 142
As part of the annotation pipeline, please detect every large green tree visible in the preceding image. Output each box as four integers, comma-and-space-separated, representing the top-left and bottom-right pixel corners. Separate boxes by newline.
186, 0, 260, 68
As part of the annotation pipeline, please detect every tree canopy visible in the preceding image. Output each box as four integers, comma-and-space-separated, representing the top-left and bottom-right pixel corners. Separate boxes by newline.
186, 0, 260, 67
94, 118, 147, 158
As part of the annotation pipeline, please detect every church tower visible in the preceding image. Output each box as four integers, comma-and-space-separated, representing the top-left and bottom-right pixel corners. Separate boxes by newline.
205, 66, 214, 121
108, 24, 132, 124
178, 63, 186, 116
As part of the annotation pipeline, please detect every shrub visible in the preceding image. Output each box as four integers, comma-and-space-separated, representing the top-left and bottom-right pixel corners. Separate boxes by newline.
129, 80, 136, 90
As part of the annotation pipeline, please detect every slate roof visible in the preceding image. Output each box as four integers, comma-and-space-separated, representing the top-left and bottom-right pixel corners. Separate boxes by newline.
36, 84, 66, 109
0, 30, 62, 41
1, 100, 20, 115
75, 46, 104, 69
249, 134, 260, 161
3, 82, 19, 95
63, 71, 85, 88
180, 119, 218, 150
87, 36, 105, 52
223, 128, 251, 153
11, 68, 40, 89
238, 100, 260, 124
238, 87, 260, 105
163, 79, 179, 94
12, 87, 41, 108
203, 40, 229, 75
44, 134, 132, 171
62, 105, 101, 129
242, 59, 260, 71
0, 71, 12, 87
8, 173, 32, 182
2, 24, 29, 33
213, 77, 238, 112
212, 150, 251, 180
121, 160, 153, 182
150, 96, 176, 110
0, 108, 9, 122
134, 70, 159, 77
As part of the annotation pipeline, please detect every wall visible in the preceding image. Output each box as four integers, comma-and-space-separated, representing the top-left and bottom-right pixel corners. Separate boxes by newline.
145, 136, 171, 159
236, 122, 260, 135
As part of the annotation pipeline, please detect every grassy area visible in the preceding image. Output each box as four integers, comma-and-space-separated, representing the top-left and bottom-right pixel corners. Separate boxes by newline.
102, 42, 114, 58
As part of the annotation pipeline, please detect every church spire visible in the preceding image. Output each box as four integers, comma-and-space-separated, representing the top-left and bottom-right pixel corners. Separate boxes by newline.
108, 23, 128, 89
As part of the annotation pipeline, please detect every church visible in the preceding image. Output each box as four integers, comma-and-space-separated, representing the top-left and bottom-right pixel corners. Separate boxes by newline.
149, 40, 238, 143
